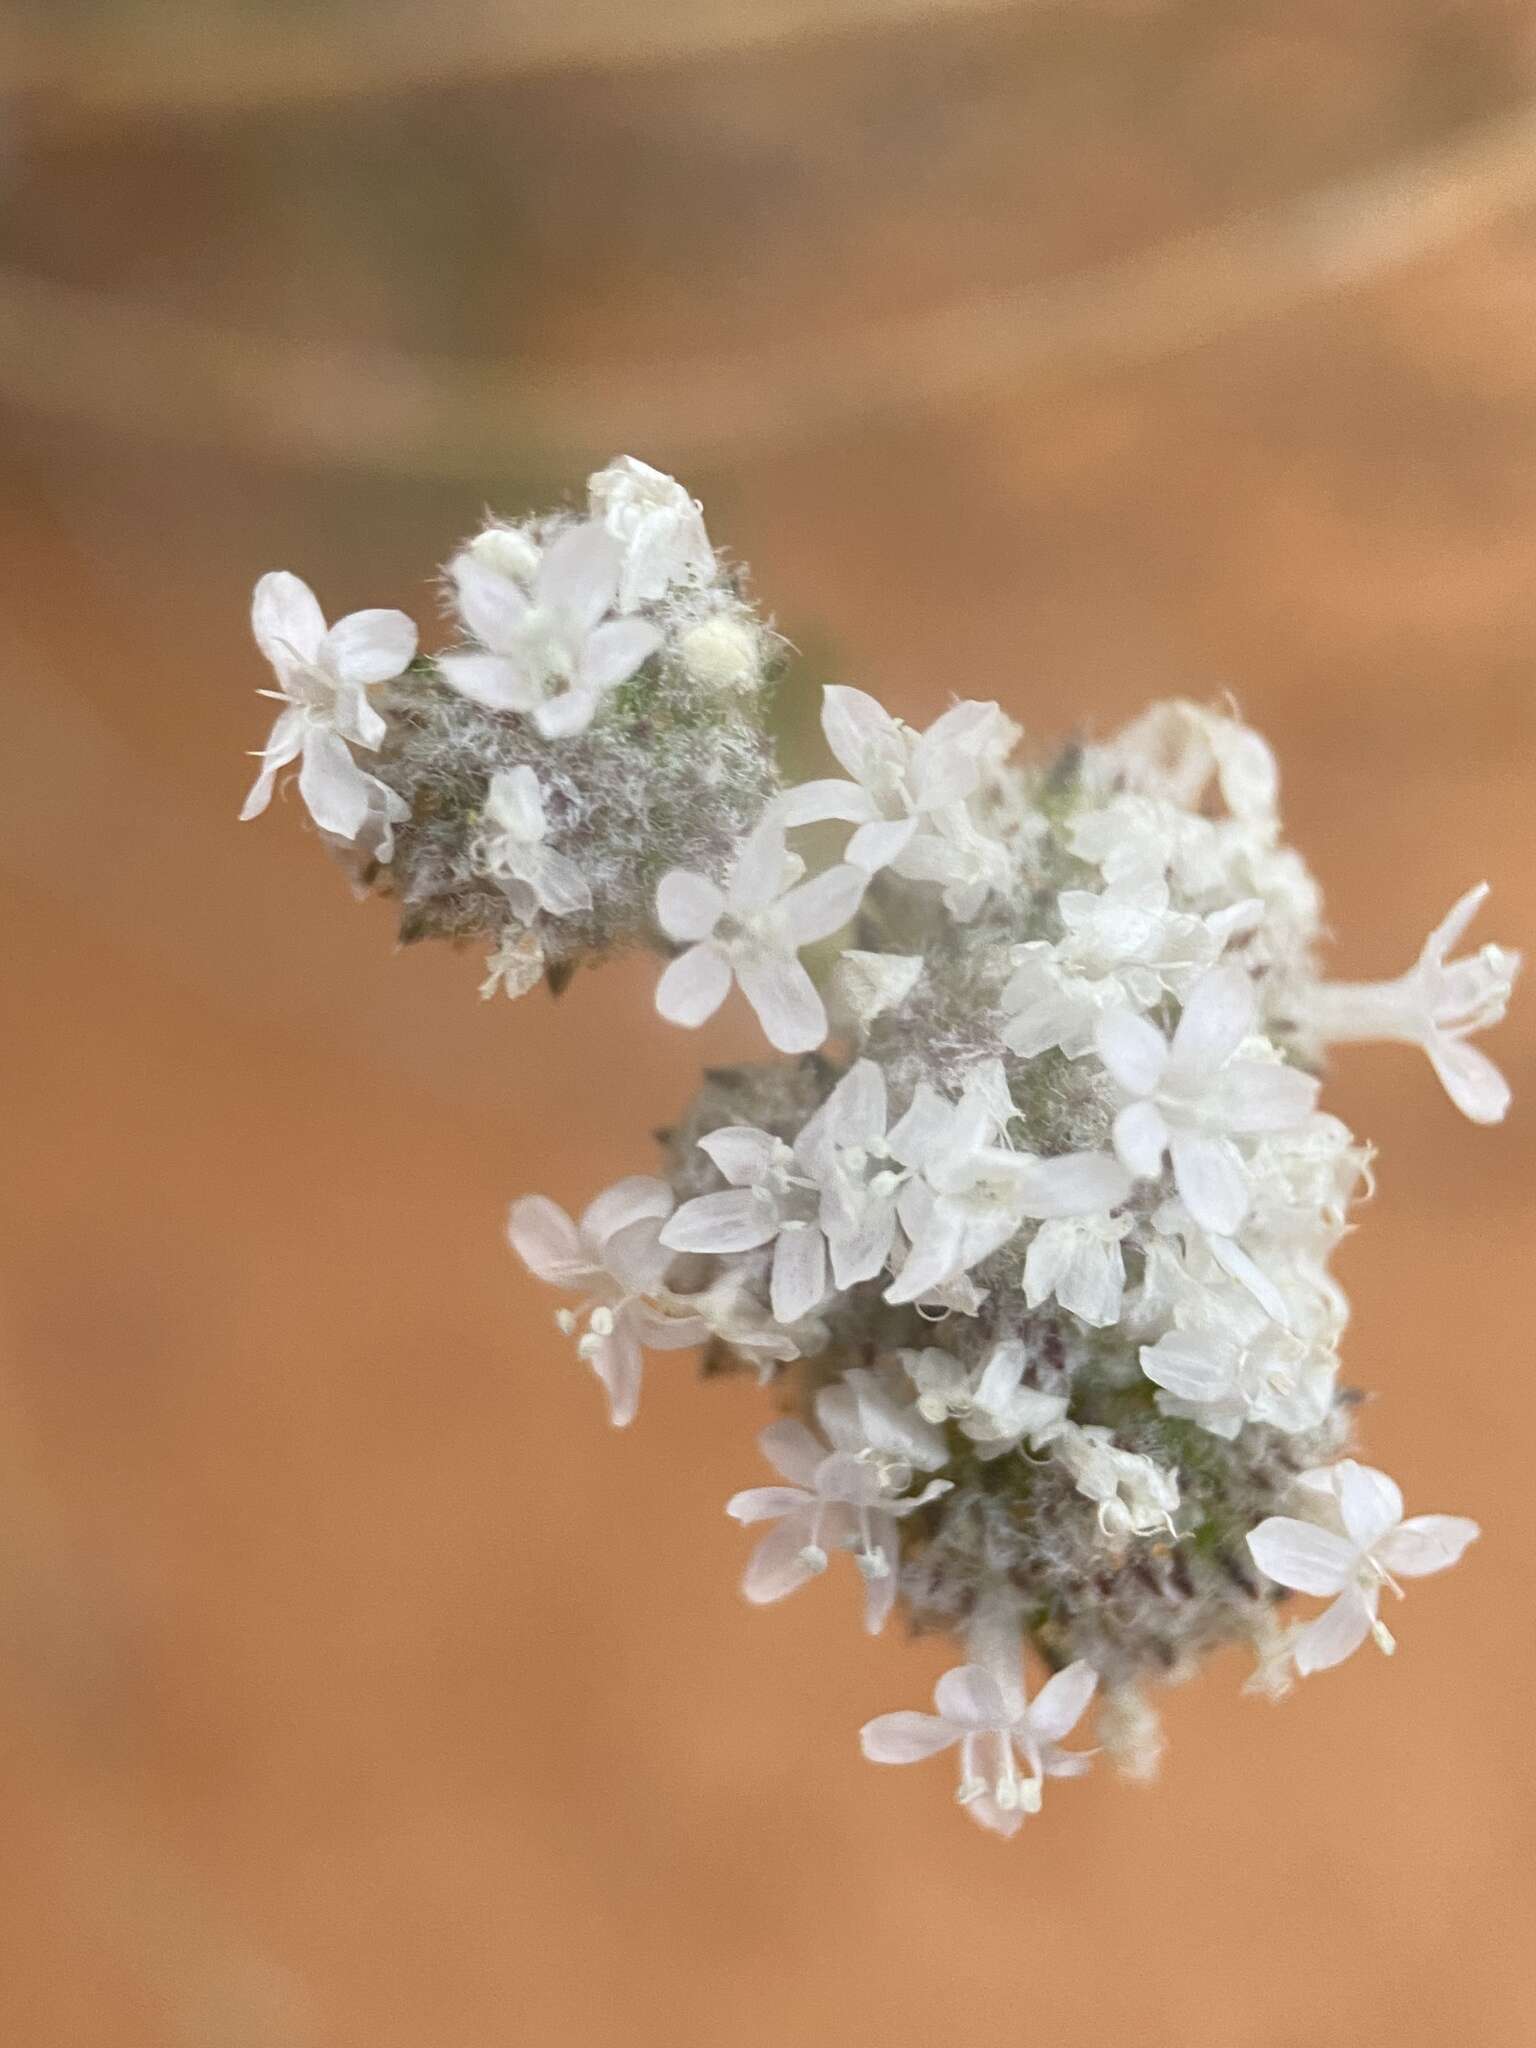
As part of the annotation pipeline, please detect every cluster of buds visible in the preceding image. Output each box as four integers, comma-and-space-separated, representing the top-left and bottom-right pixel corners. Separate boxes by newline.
241, 458, 1516, 1836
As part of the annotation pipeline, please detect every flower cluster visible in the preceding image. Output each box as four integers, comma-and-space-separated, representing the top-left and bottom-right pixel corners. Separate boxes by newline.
242, 460, 1518, 1836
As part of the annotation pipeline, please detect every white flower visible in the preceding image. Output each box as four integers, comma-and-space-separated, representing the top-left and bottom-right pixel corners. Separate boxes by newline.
1140, 1308, 1336, 1441
1108, 700, 1280, 824
653, 825, 867, 1054
1094, 966, 1319, 1236
883, 1075, 1131, 1304
860, 1658, 1097, 1835
775, 686, 1014, 918
507, 1177, 706, 1427
1000, 883, 1258, 1060
660, 1123, 831, 1325
1247, 1460, 1478, 1674
685, 1259, 814, 1375
475, 766, 592, 921
726, 1373, 950, 1632
793, 1060, 917, 1289
441, 520, 661, 738
901, 1342, 1067, 1458
1046, 1422, 1180, 1543
240, 571, 415, 852
1023, 1210, 1135, 1327
1300, 884, 1520, 1124
587, 455, 715, 612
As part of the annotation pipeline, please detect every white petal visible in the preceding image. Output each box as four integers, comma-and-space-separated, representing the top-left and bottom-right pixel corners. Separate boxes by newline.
735, 954, 828, 1054
773, 778, 877, 828
239, 707, 306, 820
886, 1083, 956, 1170
655, 944, 731, 1028
725, 1485, 813, 1525
697, 1125, 781, 1187
770, 1226, 827, 1325
660, 1188, 776, 1255
1246, 1516, 1356, 1596
862, 1536, 900, 1635
741, 1514, 823, 1604
820, 684, 903, 786
882, 1212, 966, 1304
859, 1711, 958, 1765
1427, 1037, 1511, 1125
1140, 1332, 1231, 1402
1219, 1059, 1321, 1133
1170, 966, 1256, 1076
1023, 1222, 1071, 1309
971, 1340, 1025, 1411
1056, 1234, 1124, 1327
437, 650, 535, 713
845, 817, 919, 872
655, 869, 725, 943
527, 847, 592, 918
594, 1220, 671, 1298
1027, 1661, 1098, 1744
486, 764, 545, 839
506, 1195, 587, 1285
1113, 1100, 1170, 1180
825, 1195, 897, 1288
729, 822, 794, 913
581, 1175, 674, 1249
588, 1321, 643, 1428
933, 1664, 1009, 1731
326, 607, 417, 687
777, 863, 868, 947
629, 1302, 708, 1351
1170, 1132, 1250, 1236
1424, 881, 1490, 964
912, 699, 1001, 804
581, 616, 661, 692
537, 520, 621, 630
1374, 1514, 1479, 1577
532, 689, 601, 739
452, 553, 531, 647
1334, 1461, 1405, 1551
1294, 1587, 1376, 1674
756, 1417, 827, 1488
251, 570, 326, 672
828, 1059, 888, 1146
1021, 1150, 1132, 1218
1095, 1007, 1169, 1096
297, 729, 373, 841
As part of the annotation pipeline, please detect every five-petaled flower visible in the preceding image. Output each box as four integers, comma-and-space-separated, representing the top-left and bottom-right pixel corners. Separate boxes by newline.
587, 455, 716, 612
883, 1074, 1131, 1304
507, 1177, 706, 1427
1095, 965, 1319, 1236
475, 766, 592, 921
861, 1657, 1097, 1835
774, 686, 1013, 918
654, 825, 867, 1053
240, 571, 415, 853
727, 1374, 951, 1632
442, 520, 662, 738
1301, 884, 1520, 1125
1246, 1460, 1478, 1674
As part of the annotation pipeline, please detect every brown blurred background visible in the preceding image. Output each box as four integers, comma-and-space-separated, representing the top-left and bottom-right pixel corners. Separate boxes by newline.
2, 5, 1534, 2044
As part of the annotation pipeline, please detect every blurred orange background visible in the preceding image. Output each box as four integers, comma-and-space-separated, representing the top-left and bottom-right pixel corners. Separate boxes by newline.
2, 6, 1534, 2045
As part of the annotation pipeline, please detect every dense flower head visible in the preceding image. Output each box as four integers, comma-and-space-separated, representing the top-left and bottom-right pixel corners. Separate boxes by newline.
242, 459, 1517, 1837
